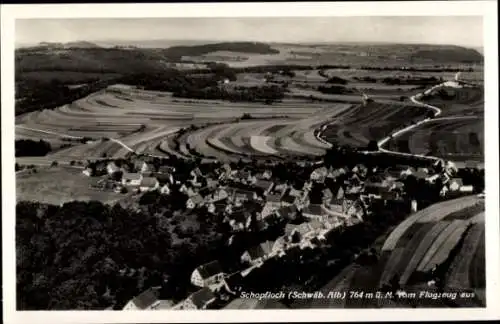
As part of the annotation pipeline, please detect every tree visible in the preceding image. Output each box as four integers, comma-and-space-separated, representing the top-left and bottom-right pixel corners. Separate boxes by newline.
51, 161, 58, 167
367, 140, 379, 151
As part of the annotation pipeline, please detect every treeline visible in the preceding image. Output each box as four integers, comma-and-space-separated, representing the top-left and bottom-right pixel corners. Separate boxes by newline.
15, 78, 119, 116
381, 76, 443, 86
317, 85, 354, 95
162, 42, 280, 60
173, 84, 285, 103
15, 139, 52, 157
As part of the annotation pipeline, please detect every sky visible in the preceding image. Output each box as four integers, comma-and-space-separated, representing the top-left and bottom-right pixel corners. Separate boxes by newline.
16, 16, 483, 48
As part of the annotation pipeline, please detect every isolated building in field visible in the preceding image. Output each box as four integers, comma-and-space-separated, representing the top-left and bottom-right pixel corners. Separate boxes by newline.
191, 261, 225, 288
123, 286, 161, 310
82, 167, 93, 177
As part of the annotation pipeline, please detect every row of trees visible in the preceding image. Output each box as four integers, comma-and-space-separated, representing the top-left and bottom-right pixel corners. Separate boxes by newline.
15, 139, 52, 157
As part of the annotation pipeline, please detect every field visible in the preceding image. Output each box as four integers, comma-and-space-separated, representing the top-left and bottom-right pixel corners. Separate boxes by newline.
320, 101, 430, 147
16, 166, 126, 205
383, 85, 484, 162
321, 195, 486, 308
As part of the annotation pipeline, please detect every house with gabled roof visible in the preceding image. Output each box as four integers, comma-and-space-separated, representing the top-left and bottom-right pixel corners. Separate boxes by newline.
275, 205, 298, 221
302, 204, 326, 221
186, 194, 205, 209
310, 166, 328, 183
173, 287, 217, 310
139, 177, 160, 192
122, 172, 143, 187
134, 160, 150, 174
241, 241, 274, 265
261, 194, 282, 219
123, 286, 161, 310
253, 179, 274, 195
191, 260, 225, 288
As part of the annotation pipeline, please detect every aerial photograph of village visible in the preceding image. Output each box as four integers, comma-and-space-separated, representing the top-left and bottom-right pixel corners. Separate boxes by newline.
13, 16, 486, 310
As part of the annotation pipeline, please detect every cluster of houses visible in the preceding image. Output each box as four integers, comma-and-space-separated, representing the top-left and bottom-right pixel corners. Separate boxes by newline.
106, 155, 477, 310
84, 159, 174, 194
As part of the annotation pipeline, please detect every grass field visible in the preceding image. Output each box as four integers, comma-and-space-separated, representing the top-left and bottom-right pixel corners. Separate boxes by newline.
16, 166, 125, 205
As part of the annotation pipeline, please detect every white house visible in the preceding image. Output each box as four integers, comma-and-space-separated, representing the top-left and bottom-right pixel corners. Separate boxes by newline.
190, 260, 225, 288
82, 168, 93, 177
107, 162, 120, 175
122, 172, 143, 186
160, 184, 171, 195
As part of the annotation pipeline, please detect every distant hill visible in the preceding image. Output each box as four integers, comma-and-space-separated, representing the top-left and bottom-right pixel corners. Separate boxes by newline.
36, 41, 101, 49
411, 46, 483, 63
162, 41, 280, 60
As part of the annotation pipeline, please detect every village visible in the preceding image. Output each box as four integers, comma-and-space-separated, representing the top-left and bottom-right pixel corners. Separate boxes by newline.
78, 150, 480, 311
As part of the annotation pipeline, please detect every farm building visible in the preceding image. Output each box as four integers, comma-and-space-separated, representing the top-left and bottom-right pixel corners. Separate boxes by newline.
139, 177, 159, 192
122, 286, 161, 310
122, 172, 143, 186
241, 241, 274, 266
191, 260, 226, 288
173, 288, 217, 310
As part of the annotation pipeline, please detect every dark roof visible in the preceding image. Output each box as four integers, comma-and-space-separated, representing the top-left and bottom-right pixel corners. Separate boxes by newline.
281, 194, 296, 204
196, 260, 224, 279
254, 179, 273, 190
245, 241, 273, 259
131, 287, 160, 309
189, 194, 204, 205
189, 287, 216, 308
228, 210, 250, 223
277, 205, 298, 219
267, 194, 281, 203
122, 172, 142, 181
302, 204, 324, 216
158, 165, 175, 173
140, 177, 158, 187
